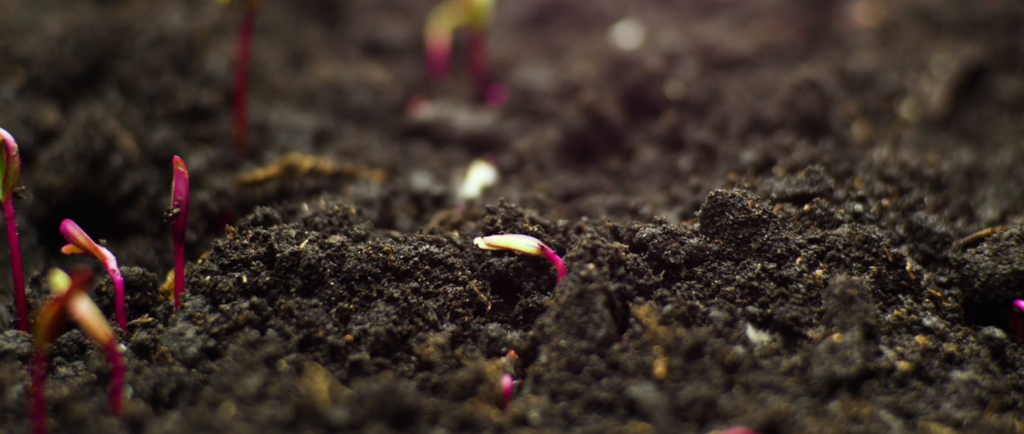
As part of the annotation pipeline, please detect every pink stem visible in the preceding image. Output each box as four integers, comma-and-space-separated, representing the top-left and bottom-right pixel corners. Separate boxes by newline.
426, 40, 451, 82
501, 374, 513, 409
233, 8, 255, 158
466, 28, 490, 94
108, 267, 126, 331
106, 343, 125, 416
173, 242, 185, 310
539, 245, 567, 287
31, 352, 48, 434
4, 199, 26, 332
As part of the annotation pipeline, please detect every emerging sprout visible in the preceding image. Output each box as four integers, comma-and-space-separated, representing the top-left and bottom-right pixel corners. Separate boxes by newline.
500, 373, 514, 409
60, 219, 127, 330
0, 127, 26, 331
1011, 299, 1024, 341
474, 234, 567, 286
456, 158, 499, 205
218, 0, 261, 157
425, 0, 508, 106
32, 267, 125, 434
167, 156, 191, 311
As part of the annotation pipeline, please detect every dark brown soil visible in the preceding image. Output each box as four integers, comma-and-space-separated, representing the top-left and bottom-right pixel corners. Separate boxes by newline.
2, 0, 1024, 433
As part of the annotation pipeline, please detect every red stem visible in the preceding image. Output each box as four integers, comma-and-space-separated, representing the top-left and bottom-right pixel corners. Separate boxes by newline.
4, 199, 26, 332
31, 352, 48, 434
110, 268, 126, 331
466, 28, 490, 94
540, 245, 567, 287
173, 242, 185, 310
233, 8, 255, 158
106, 343, 125, 416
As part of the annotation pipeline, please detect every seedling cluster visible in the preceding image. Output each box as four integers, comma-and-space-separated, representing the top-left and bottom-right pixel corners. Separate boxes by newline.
0, 127, 192, 432
32, 267, 124, 434
1011, 299, 1024, 341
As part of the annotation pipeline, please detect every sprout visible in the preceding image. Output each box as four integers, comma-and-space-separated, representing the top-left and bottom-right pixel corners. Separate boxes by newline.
167, 156, 190, 311
60, 219, 127, 330
500, 373, 514, 409
474, 234, 567, 286
218, 0, 261, 157
425, 0, 508, 107
456, 158, 499, 205
0, 127, 26, 331
32, 267, 125, 434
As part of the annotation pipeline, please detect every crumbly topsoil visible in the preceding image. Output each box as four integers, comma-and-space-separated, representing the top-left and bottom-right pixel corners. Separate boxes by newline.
1, 0, 1024, 433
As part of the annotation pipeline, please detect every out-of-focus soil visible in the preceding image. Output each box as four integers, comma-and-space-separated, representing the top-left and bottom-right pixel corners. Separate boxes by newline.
2, 0, 1024, 433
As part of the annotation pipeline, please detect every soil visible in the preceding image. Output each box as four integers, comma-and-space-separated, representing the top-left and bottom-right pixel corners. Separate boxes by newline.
1, 0, 1024, 433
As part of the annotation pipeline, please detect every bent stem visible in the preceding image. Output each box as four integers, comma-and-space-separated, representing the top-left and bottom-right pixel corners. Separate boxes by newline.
233, 6, 256, 158
4, 199, 25, 331
474, 234, 568, 286
60, 219, 127, 330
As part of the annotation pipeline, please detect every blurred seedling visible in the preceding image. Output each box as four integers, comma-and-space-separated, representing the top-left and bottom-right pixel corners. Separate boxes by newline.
500, 373, 514, 408
457, 158, 499, 207
165, 156, 190, 311
60, 219, 128, 330
500, 349, 517, 408
425, 0, 508, 106
474, 234, 567, 286
0, 127, 26, 331
423, 158, 499, 230
217, 0, 261, 158
32, 267, 125, 434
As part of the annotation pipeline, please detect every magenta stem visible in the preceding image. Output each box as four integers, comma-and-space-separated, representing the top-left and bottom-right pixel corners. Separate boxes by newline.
233, 8, 255, 158
4, 199, 26, 332
466, 28, 490, 92
173, 242, 185, 310
106, 343, 125, 416
31, 352, 48, 434
108, 267, 126, 330
539, 245, 567, 287
501, 374, 513, 409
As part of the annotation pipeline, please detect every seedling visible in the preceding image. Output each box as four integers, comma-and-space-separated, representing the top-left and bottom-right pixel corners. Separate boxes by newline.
425, 0, 508, 106
217, 0, 261, 157
0, 127, 26, 331
167, 156, 190, 310
500, 373, 514, 408
473, 234, 567, 286
456, 158, 499, 207
32, 267, 125, 434
60, 219, 127, 330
